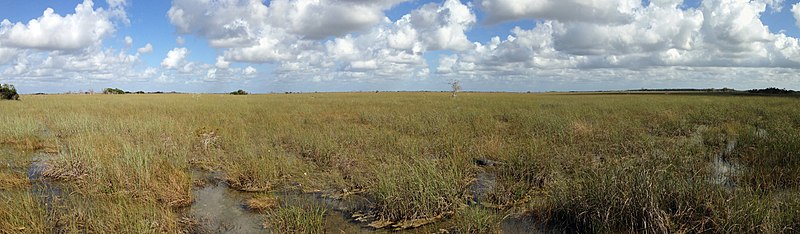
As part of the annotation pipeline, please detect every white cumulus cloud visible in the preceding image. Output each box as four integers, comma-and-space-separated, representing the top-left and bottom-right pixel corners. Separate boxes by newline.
438, 0, 800, 83
477, 0, 640, 24
243, 66, 257, 76
124, 36, 133, 47
0, 0, 115, 51
793, 3, 800, 29
0, 0, 143, 85
215, 56, 230, 69
162, 47, 188, 69
0, 46, 18, 64
389, 0, 476, 52
168, 0, 408, 44
137, 43, 153, 54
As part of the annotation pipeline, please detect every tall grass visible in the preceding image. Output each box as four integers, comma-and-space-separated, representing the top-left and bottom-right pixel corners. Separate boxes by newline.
267, 204, 326, 233
0, 191, 48, 233
0, 93, 798, 232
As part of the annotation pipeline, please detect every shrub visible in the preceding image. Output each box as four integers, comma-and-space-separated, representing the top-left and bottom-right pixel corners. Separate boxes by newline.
230, 89, 249, 95
103, 88, 125, 94
0, 84, 19, 100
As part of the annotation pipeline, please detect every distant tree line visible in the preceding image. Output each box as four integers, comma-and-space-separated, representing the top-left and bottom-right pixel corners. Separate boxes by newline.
1, 84, 20, 100
747, 87, 797, 95
630, 88, 736, 92
99, 88, 183, 94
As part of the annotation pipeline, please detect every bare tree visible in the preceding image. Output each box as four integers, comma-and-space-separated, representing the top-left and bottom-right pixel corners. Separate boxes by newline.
450, 81, 461, 97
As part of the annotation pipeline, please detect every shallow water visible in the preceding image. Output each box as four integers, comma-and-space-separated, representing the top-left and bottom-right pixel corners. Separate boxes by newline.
501, 215, 549, 234
189, 181, 266, 233
185, 171, 266, 233
185, 170, 377, 233
277, 191, 380, 233
470, 172, 497, 206
710, 140, 740, 188
27, 152, 64, 212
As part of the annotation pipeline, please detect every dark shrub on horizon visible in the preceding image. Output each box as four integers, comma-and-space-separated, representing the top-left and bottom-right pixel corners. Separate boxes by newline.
0, 83, 20, 100
230, 89, 249, 95
103, 88, 126, 94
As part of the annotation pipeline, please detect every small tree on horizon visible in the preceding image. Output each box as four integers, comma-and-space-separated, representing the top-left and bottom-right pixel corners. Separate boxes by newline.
450, 81, 462, 97
230, 89, 249, 95
1, 83, 19, 100
103, 88, 125, 94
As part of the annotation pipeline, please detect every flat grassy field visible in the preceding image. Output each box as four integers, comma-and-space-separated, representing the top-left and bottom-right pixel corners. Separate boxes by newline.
1, 92, 799, 233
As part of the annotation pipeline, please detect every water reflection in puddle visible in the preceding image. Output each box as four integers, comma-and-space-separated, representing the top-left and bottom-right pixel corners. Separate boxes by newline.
188, 181, 266, 233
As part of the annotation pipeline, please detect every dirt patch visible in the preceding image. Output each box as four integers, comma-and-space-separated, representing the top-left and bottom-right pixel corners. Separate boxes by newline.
0, 171, 28, 189
244, 196, 279, 212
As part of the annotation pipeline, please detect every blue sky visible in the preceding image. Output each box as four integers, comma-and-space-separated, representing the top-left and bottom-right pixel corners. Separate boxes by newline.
1, 0, 800, 93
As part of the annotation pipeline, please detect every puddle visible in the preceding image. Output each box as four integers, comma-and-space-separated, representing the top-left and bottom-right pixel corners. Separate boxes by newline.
709, 140, 740, 188
184, 171, 266, 233
688, 125, 708, 146
501, 214, 550, 234
278, 192, 379, 233
470, 172, 497, 206
755, 128, 768, 139
184, 169, 379, 233
27, 152, 64, 203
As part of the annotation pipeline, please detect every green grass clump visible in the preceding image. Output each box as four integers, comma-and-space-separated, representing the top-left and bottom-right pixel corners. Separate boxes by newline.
371, 157, 464, 221
0, 191, 48, 233
546, 154, 718, 232
266, 204, 326, 233
451, 206, 500, 233
54, 192, 182, 233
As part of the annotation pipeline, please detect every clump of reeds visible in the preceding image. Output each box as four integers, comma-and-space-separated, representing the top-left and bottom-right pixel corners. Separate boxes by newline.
266, 204, 326, 233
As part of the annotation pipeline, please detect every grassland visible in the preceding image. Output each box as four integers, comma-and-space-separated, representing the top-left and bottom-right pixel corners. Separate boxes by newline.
1, 92, 799, 233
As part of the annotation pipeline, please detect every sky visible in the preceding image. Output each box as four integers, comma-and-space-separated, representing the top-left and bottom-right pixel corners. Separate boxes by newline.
1, 0, 800, 93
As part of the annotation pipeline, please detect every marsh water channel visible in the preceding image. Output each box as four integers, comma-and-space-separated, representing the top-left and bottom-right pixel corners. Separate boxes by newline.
183, 169, 381, 233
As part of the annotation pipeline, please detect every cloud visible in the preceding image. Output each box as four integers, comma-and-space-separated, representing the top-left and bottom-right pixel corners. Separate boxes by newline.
438, 0, 800, 81
2, 47, 142, 83
0, 0, 144, 85
176, 36, 185, 45
165, 0, 800, 87
168, 0, 471, 82
161, 47, 188, 69
215, 56, 230, 69
105, 0, 129, 24
124, 36, 133, 47
700, 0, 772, 52
389, 0, 476, 52
0, 0, 115, 51
761, 0, 786, 12
551, 4, 704, 55
137, 43, 153, 54
243, 66, 257, 76
0, 46, 18, 64
477, 0, 640, 24
793, 3, 800, 29
167, 0, 408, 44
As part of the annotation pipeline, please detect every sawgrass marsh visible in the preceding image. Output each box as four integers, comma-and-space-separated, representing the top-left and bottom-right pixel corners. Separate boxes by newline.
1, 92, 799, 233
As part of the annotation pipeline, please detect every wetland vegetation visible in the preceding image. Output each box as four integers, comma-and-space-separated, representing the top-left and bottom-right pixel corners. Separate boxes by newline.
1, 92, 799, 233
